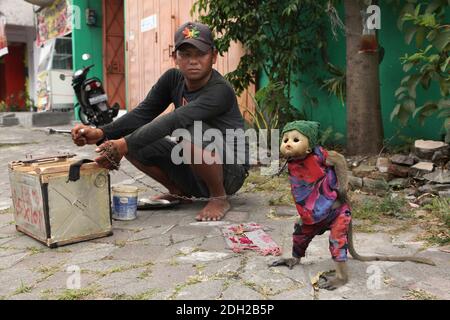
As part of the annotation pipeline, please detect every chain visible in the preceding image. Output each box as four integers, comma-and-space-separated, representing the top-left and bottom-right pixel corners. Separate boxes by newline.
99, 142, 289, 202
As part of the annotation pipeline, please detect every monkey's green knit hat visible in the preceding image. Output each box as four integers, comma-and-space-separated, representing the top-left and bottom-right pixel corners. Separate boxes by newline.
281, 120, 321, 148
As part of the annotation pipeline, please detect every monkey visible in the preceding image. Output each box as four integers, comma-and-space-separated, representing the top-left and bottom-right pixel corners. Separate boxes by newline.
269, 120, 435, 291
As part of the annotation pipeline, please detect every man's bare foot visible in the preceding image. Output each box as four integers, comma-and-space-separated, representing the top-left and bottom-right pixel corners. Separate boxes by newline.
195, 198, 231, 221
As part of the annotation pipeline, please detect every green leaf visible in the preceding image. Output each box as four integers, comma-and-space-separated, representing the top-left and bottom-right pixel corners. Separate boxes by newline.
420, 13, 437, 27
414, 4, 421, 17
425, 0, 442, 14
433, 30, 450, 52
404, 99, 416, 112
420, 73, 431, 89
401, 75, 411, 85
403, 63, 414, 72
415, 27, 426, 47
398, 3, 416, 31
407, 74, 421, 99
405, 26, 418, 44
441, 56, 450, 73
395, 87, 408, 97
438, 109, 450, 119
397, 93, 407, 101
398, 105, 411, 125
426, 29, 437, 41
390, 104, 401, 122
413, 102, 437, 118
437, 99, 450, 110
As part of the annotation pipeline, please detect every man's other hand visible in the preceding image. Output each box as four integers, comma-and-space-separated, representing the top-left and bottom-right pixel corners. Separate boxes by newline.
71, 125, 104, 146
94, 138, 128, 170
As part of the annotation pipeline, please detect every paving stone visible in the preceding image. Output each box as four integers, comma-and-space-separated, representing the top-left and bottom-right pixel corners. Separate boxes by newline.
0, 248, 29, 269
200, 256, 242, 277
270, 206, 297, 217
241, 268, 297, 296
79, 259, 132, 273
94, 267, 159, 297
171, 233, 199, 244
177, 251, 232, 264
0, 266, 41, 296
145, 263, 197, 292
110, 244, 166, 263
14, 250, 72, 270
66, 243, 117, 265
0, 224, 19, 237
269, 287, 312, 300
91, 228, 134, 245
220, 282, 264, 300
129, 225, 173, 241
2, 235, 48, 250
31, 271, 101, 299
174, 279, 224, 300
198, 236, 228, 252
224, 211, 249, 222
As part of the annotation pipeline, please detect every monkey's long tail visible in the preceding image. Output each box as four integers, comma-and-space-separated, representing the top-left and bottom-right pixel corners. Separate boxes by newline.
347, 222, 436, 266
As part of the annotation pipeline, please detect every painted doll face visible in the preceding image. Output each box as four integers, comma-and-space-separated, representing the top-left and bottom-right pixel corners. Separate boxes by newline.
280, 130, 311, 158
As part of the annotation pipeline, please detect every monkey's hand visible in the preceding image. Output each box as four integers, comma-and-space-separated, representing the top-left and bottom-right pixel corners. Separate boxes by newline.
326, 150, 349, 202
269, 257, 300, 270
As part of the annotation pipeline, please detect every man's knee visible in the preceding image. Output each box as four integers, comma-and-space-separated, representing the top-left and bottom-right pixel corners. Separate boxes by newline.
182, 140, 223, 165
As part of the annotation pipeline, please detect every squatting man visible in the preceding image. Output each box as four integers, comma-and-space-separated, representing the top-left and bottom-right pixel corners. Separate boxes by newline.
71, 22, 249, 222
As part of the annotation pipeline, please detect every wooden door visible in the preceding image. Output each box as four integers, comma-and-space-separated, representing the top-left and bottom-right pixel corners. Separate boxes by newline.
103, 0, 126, 109
124, 0, 255, 120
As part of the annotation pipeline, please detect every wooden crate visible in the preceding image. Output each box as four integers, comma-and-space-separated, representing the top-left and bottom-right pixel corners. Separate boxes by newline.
8, 155, 113, 248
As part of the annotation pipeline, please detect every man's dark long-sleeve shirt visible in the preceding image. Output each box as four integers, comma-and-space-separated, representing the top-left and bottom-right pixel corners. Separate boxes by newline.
100, 68, 247, 164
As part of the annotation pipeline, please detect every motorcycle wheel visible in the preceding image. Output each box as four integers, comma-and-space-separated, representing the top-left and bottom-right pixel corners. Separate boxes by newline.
77, 107, 91, 126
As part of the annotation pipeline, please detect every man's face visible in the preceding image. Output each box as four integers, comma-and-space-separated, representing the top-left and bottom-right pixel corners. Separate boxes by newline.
173, 44, 218, 81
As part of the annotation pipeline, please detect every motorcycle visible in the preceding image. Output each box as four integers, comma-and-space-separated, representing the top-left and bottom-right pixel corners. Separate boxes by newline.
66, 54, 120, 127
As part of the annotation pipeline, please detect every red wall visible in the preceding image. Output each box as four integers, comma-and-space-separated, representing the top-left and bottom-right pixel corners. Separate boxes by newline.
0, 42, 26, 109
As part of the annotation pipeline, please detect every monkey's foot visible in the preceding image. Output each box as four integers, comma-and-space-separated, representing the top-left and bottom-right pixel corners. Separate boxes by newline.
268, 257, 300, 270
317, 271, 348, 291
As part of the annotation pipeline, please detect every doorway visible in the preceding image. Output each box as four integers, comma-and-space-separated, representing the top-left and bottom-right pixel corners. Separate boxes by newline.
103, 0, 126, 110
0, 42, 26, 110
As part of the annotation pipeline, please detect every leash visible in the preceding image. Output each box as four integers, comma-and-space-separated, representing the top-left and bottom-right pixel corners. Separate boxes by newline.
100, 141, 289, 202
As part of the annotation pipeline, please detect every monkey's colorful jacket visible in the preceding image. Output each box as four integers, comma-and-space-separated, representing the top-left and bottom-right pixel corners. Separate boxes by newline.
288, 146, 351, 261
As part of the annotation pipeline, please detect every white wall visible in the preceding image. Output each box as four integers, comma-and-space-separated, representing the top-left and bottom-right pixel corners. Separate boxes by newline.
0, 0, 35, 27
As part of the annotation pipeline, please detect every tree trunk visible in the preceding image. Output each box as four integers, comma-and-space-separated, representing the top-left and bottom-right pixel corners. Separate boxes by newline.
344, 0, 383, 155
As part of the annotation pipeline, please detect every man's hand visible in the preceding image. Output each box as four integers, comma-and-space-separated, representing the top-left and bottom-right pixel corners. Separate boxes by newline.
71, 125, 104, 146
95, 138, 128, 170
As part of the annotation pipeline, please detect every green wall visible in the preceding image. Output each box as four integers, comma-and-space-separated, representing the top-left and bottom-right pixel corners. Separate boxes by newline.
259, 2, 446, 145
71, 0, 104, 119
